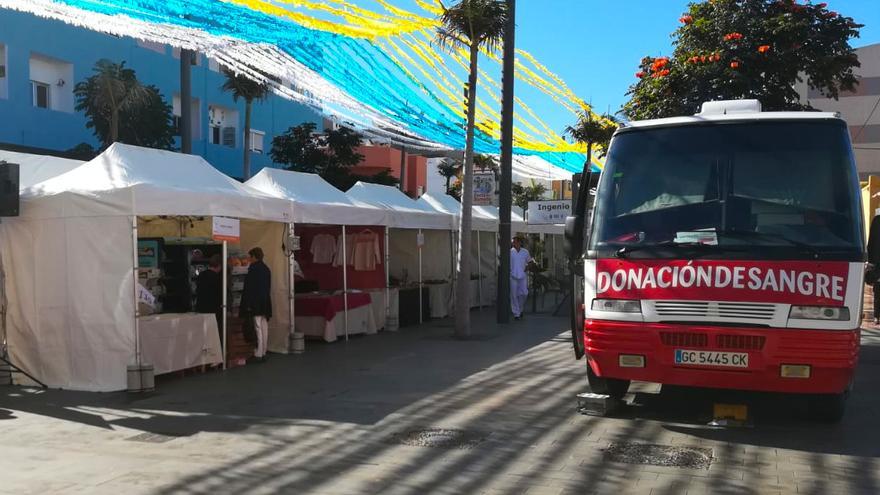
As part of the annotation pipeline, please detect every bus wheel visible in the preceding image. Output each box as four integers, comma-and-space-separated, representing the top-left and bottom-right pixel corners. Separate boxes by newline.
808, 392, 847, 423
587, 364, 630, 399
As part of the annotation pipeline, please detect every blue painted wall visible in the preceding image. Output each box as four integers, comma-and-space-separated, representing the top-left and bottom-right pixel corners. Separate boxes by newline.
0, 9, 323, 178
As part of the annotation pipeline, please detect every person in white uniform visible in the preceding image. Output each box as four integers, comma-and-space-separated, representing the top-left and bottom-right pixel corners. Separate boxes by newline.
510, 237, 532, 320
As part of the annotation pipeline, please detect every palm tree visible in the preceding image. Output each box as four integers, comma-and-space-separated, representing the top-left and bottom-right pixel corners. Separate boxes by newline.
437, 158, 462, 194
74, 59, 150, 146
436, 0, 508, 338
473, 153, 497, 174
221, 68, 271, 180
565, 111, 619, 164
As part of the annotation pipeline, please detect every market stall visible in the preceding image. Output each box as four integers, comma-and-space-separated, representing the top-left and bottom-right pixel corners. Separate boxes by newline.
418, 193, 498, 309
347, 182, 455, 323
246, 169, 390, 346
0, 143, 293, 391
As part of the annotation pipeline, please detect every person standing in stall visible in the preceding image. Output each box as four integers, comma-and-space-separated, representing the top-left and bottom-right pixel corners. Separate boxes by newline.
241, 247, 272, 362
195, 254, 224, 342
510, 236, 532, 320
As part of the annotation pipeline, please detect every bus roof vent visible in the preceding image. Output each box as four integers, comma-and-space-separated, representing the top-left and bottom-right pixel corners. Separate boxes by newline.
697, 100, 762, 116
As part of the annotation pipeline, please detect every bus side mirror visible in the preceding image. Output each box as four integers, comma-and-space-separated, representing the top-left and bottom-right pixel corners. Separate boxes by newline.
564, 215, 582, 260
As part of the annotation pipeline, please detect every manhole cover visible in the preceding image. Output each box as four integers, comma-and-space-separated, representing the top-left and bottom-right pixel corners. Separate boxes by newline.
389, 428, 486, 449
603, 442, 713, 469
125, 432, 180, 443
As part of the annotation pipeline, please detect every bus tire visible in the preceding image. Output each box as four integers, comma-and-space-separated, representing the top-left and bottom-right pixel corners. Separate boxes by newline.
587, 364, 630, 399
808, 392, 847, 423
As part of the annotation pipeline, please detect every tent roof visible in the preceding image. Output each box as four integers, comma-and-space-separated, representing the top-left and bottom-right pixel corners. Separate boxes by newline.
0, 150, 83, 189
417, 193, 497, 232
23, 143, 293, 222
246, 168, 385, 226
347, 182, 453, 230
474, 205, 528, 234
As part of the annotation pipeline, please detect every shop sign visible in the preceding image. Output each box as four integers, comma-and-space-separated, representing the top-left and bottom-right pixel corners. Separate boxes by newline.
473, 172, 496, 206
212, 216, 240, 242
416, 232, 425, 247
528, 200, 571, 225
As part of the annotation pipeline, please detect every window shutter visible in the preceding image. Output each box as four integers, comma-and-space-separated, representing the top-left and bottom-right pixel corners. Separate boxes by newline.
222, 126, 236, 147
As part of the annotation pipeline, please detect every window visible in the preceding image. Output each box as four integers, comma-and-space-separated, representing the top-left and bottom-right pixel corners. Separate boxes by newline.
210, 125, 221, 145
0, 43, 7, 100
29, 53, 73, 112
208, 104, 238, 147
222, 126, 236, 147
32, 81, 50, 109
590, 121, 862, 258
249, 130, 265, 154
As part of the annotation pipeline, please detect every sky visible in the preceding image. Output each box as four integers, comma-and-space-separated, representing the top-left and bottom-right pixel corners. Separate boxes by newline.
514, 0, 880, 131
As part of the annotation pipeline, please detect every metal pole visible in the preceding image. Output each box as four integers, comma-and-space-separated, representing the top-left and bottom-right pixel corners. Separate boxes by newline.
288, 223, 295, 350
131, 216, 141, 367
418, 228, 423, 324
180, 49, 193, 154
342, 225, 349, 341
497, 0, 516, 323
477, 230, 483, 309
222, 240, 227, 369
385, 227, 391, 329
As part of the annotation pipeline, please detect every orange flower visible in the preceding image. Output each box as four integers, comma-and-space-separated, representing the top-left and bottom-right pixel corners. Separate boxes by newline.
679, 14, 693, 24
758, 45, 771, 53
724, 32, 744, 41
660, 69, 670, 76
636, 71, 645, 78
730, 61, 740, 69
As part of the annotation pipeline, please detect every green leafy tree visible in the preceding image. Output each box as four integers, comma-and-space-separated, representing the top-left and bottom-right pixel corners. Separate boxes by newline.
437, 158, 462, 195
271, 122, 373, 190
512, 180, 548, 212
436, 0, 508, 338
221, 68, 271, 180
623, 0, 862, 120
74, 59, 175, 149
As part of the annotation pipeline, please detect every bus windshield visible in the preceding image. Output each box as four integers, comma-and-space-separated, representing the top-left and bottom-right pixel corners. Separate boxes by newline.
589, 120, 863, 259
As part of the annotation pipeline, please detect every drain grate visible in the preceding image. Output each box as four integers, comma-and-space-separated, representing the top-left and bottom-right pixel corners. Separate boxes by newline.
125, 432, 180, 443
603, 442, 713, 469
388, 428, 487, 449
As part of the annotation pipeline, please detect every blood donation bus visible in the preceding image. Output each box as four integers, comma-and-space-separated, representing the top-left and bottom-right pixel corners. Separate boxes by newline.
565, 100, 866, 421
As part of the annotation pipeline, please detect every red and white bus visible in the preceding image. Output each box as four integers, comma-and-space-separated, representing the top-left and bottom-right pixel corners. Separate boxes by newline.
565, 100, 865, 421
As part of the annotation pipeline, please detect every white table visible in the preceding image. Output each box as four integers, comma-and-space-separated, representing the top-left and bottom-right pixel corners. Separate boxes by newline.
425, 282, 452, 319
138, 313, 223, 375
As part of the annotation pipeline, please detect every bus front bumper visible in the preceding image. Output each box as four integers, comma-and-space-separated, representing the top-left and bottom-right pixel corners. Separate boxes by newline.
585, 320, 859, 395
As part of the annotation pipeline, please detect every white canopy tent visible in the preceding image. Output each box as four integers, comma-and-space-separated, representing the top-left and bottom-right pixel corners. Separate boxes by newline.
347, 182, 454, 231
348, 183, 455, 322
246, 168, 391, 347
0, 143, 294, 391
246, 168, 386, 226
417, 192, 497, 232
0, 149, 83, 189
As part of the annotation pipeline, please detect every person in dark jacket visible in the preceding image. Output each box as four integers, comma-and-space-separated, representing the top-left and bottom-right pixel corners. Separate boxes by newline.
868, 216, 880, 324
241, 247, 272, 360
195, 254, 224, 342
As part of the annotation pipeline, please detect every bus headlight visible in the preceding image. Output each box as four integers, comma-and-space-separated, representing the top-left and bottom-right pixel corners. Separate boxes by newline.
789, 306, 850, 321
591, 299, 641, 313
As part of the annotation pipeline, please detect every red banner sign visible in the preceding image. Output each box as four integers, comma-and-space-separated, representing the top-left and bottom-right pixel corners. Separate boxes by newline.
595, 259, 850, 306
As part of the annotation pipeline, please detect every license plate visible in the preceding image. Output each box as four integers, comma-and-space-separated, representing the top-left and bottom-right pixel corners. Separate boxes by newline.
674, 349, 749, 368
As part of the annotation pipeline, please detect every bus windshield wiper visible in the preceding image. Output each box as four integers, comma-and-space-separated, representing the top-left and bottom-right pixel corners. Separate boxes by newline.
717, 230, 819, 256
615, 241, 720, 258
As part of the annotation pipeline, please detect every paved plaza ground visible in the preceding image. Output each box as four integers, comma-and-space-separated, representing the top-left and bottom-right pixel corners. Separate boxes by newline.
1, 308, 879, 494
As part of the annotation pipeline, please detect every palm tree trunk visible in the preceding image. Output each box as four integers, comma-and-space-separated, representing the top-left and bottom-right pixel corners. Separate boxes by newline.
110, 107, 119, 145
454, 44, 480, 338
243, 100, 252, 180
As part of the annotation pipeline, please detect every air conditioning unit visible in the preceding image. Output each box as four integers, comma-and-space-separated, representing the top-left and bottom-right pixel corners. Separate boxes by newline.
222, 126, 236, 147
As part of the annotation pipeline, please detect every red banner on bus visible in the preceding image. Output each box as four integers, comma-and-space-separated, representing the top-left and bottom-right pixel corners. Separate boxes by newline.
595, 259, 850, 306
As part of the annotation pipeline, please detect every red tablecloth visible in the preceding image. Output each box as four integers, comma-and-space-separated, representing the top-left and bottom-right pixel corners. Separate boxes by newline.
295, 293, 372, 321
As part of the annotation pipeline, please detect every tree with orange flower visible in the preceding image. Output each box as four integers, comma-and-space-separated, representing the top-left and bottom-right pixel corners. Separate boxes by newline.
623, 0, 862, 120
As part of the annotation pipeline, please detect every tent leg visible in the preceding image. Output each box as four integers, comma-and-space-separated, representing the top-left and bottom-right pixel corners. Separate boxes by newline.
477, 230, 483, 310
131, 215, 141, 368
418, 228, 423, 324
222, 241, 228, 369
342, 225, 349, 341
289, 223, 296, 350
385, 227, 391, 330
